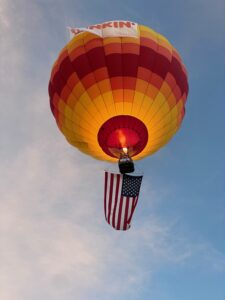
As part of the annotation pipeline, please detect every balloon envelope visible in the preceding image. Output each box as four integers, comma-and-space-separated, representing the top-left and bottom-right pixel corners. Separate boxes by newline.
49, 21, 188, 162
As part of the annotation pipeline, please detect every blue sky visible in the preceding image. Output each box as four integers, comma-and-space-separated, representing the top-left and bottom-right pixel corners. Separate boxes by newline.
0, 0, 225, 299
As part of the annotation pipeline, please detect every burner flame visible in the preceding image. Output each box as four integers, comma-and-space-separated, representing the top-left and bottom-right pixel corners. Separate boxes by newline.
122, 147, 128, 154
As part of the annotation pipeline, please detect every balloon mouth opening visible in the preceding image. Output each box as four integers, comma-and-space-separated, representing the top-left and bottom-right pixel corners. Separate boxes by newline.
97, 115, 148, 159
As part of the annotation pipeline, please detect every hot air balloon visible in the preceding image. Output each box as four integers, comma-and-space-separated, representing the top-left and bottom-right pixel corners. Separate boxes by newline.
48, 20, 189, 230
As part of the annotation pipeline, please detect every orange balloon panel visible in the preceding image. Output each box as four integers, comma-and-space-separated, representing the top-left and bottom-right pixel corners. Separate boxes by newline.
49, 22, 188, 162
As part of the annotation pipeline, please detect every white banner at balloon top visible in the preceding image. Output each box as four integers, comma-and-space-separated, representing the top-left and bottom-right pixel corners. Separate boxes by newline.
68, 21, 139, 39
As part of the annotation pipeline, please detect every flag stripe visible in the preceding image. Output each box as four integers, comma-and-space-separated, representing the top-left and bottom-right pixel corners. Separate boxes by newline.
116, 195, 124, 230
123, 196, 130, 230
104, 172, 108, 218
122, 197, 127, 230
107, 173, 114, 221
109, 174, 119, 225
114, 179, 122, 228
105, 172, 111, 220
126, 197, 134, 225
112, 174, 122, 228
127, 196, 138, 224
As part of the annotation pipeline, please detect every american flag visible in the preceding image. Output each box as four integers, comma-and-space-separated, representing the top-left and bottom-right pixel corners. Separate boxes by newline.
104, 171, 143, 230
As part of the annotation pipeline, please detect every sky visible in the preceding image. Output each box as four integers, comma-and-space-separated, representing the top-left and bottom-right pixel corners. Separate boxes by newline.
0, 0, 225, 299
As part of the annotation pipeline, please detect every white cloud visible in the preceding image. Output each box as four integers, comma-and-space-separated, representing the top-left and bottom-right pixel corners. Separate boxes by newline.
0, 131, 198, 299
1, 133, 223, 299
